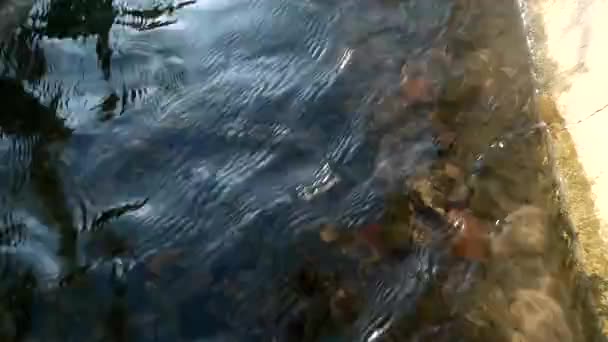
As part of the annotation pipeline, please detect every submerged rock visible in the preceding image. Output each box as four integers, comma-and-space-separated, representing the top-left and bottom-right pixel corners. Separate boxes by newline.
448, 208, 490, 262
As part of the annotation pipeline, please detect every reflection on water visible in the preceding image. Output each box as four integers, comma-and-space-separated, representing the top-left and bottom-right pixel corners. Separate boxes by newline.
0, 0, 605, 340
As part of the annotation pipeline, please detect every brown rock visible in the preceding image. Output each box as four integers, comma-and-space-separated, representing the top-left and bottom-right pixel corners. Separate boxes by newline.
401, 77, 435, 105
145, 248, 184, 277
435, 130, 457, 150
448, 209, 490, 262
490, 205, 547, 258
444, 162, 463, 180
330, 288, 360, 324
320, 224, 340, 243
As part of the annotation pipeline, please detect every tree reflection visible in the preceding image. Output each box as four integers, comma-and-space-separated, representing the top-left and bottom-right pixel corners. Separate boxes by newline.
0, 0, 197, 337
0, 0, 196, 262
0, 30, 46, 81
0, 76, 72, 340
29, 0, 195, 80
0, 269, 36, 342
0, 78, 69, 138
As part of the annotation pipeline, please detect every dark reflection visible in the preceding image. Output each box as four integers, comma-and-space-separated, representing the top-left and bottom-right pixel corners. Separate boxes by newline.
0, 78, 69, 138
0, 77, 74, 256
116, 0, 196, 31
0, 59, 74, 340
0, 78, 144, 341
0, 0, 193, 335
0, 270, 36, 342
29, 0, 195, 80
0, 29, 46, 80
30, 143, 79, 264
101, 278, 130, 342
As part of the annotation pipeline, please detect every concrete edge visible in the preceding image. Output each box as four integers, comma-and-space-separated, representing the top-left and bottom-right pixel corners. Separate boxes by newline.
517, 0, 608, 334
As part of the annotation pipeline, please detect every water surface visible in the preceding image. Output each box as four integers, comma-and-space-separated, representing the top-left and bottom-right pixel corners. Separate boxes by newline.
0, 0, 604, 340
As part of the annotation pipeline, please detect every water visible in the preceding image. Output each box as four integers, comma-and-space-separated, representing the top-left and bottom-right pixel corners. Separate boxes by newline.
0, 0, 605, 340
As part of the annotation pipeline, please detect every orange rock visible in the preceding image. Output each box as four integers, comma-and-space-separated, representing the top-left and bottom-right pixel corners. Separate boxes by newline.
444, 162, 463, 180
358, 223, 383, 247
145, 248, 184, 277
320, 224, 340, 243
447, 209, 490, 262
402, 77, 434, 105
435, 130, 457, 150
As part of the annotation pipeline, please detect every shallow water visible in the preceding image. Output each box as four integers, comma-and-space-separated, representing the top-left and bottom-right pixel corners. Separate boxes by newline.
0, 0, 605, 340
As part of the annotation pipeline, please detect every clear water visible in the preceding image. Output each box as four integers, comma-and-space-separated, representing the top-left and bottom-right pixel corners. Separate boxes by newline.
0, 0, 605, 340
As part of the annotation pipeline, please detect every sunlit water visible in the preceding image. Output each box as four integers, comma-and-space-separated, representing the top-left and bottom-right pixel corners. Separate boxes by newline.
0, 0, 605, 340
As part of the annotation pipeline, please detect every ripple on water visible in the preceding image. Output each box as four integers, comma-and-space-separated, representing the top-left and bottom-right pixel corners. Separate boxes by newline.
71, 6, 365, 266
0, 137, 35, 196
0, 210, 64, 289
53, 0, 399, 265
0, 0, 481, 339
